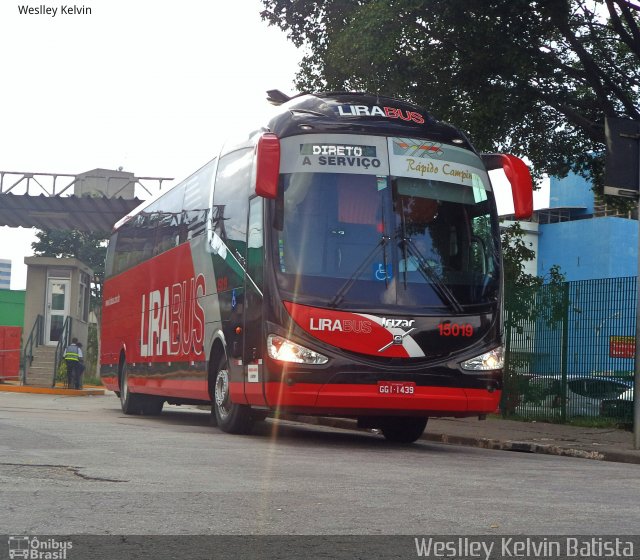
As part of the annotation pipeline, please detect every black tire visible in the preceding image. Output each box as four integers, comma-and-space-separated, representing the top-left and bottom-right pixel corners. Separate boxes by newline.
212, 355, 253, 434
119, 360, 146, 415
141, 396, 164, 416
380, 417, 428, 444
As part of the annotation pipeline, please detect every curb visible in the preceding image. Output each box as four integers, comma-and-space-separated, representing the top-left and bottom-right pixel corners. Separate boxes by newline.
423, 433, 604, 460
0, 383, 105, 396
298, 416, 640, 465
423, 433, 640, 465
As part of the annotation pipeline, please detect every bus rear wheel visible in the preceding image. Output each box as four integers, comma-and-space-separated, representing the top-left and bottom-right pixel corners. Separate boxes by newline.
379, 417, 428, 444
120, 361, 146, 415
212, 356, 253, 434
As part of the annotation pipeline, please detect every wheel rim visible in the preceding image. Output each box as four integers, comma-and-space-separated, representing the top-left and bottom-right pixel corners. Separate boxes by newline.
215, 368, 231, 421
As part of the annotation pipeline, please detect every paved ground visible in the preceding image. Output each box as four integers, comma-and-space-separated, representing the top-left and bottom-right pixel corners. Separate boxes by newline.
2, 390, 639, 538
2, 381, 639, 464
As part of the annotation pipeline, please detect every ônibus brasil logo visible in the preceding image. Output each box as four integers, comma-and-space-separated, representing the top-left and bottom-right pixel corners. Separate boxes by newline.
8, 536, 73, 560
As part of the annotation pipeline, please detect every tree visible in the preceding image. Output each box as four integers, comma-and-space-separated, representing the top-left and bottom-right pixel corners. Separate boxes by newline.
501, 222, 565, 327
261, 0, 640, 192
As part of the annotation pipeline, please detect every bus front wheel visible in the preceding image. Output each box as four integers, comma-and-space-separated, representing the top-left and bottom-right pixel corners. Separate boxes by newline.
379, 417, 428, 444
212, 356, 253, 434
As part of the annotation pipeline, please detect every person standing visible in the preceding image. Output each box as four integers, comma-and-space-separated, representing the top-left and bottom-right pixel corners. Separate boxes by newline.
64, 338, 81, 389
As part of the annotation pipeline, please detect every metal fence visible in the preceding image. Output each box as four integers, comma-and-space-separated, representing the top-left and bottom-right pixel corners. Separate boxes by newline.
503, 276, 636, 423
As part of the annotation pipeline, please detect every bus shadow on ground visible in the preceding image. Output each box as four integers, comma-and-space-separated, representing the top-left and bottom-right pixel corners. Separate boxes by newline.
252, 419, 459, 455
111, 404, 463, 455
147, 408, 456, 454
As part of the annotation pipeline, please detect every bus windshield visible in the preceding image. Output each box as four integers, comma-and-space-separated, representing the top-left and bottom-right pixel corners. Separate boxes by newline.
274, 169, 500, 312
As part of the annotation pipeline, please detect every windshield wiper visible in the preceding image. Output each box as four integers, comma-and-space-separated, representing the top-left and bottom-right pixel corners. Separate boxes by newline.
401, 237, 465, 314
327, 235, 390, 308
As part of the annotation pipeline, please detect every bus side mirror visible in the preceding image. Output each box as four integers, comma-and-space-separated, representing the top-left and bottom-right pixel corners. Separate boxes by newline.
256, 133, 280, 199
481, 153, 533, 219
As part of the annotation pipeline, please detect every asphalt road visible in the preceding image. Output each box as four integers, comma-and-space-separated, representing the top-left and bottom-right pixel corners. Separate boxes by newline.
1, 391, 638, 537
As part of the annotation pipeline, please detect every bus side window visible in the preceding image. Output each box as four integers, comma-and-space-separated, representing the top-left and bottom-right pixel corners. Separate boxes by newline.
105, 232, 117, 277
113, 222, 140, 275
212, 149, 254, 245
184, 159, 216, 239
151, 183, 186, 255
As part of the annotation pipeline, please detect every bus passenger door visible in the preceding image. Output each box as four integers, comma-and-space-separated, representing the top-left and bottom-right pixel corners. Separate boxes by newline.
243, 196, 267, 405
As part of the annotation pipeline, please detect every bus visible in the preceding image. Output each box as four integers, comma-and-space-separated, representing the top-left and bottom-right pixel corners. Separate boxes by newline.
100, 91, 533, 443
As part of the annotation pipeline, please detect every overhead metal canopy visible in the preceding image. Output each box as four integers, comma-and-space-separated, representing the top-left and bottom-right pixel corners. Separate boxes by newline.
0, 169, 173, 233
0, 193, 143, 232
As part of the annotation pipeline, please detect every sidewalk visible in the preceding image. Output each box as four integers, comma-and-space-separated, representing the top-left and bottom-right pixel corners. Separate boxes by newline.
0, 380, 105, 396
302, 415, 640, 465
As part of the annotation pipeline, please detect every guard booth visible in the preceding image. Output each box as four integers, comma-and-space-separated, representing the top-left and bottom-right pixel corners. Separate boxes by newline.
22, 257, 93, 386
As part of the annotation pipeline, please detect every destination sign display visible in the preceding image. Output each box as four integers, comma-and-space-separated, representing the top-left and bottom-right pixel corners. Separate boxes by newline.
280, 134, 390, 175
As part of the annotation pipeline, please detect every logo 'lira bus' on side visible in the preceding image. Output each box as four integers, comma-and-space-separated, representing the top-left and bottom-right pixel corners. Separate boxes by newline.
140, 274, 206, 357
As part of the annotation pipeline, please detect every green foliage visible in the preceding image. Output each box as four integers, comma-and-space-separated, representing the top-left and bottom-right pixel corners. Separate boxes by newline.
56, 360, 68, 384
501, 222, 540, 327
85, 323, 98, 377
501, 222, 566, 330
500, 222, 566, 416
261, 0, 640, 195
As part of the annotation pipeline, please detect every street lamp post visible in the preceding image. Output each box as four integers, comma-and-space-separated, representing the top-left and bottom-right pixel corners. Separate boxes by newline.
604, 116, 640, 450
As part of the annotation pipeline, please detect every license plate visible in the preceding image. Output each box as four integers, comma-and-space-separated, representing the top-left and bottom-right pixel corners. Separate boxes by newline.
378, 381, 416, 395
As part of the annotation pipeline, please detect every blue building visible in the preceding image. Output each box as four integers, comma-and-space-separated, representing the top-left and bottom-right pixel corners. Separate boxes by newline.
535, 174, 637, 281
505, 174, 637, 380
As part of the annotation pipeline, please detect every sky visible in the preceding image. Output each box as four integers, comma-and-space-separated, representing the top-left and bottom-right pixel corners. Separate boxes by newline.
0, 0, 548, 290
0, 0, 303, 289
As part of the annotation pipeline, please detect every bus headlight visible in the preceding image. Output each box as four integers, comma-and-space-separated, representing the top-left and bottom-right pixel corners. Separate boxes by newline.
267, 334, 328, 365
461, 346, 504, 371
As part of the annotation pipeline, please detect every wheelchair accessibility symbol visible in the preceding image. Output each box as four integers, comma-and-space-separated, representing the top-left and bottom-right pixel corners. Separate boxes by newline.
373, 263, 393, 281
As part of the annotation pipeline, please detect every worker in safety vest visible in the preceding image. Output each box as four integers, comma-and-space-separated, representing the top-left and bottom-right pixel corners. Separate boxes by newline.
64, 337, 81, 389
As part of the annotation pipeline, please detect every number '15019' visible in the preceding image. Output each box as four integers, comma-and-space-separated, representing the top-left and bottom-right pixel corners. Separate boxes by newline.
438, 323, 474, 337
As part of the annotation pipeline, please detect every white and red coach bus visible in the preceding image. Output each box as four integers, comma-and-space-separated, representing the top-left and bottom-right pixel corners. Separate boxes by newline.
100, 91, 532, 443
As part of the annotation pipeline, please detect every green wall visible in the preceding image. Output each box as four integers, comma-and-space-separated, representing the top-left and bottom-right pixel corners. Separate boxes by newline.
0, 289, 26, 327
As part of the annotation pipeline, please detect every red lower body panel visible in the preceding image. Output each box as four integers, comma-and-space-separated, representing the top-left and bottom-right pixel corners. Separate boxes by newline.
103, 375, 209, 402
103, 373, 499, 417
264, 382, 500, 417
102, 376, 118, 392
